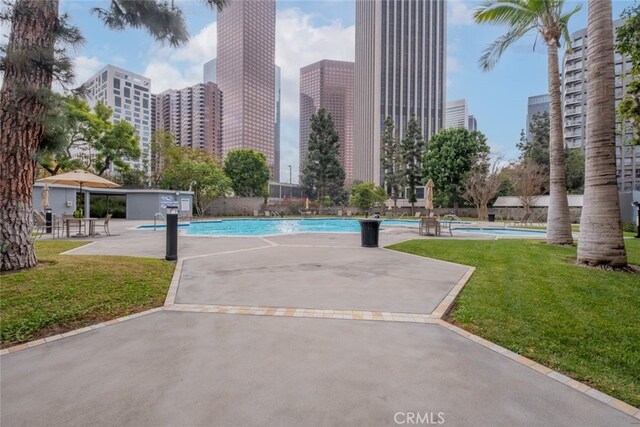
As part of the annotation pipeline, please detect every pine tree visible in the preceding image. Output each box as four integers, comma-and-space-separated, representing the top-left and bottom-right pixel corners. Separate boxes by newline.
380, 117, 405, 210
401, 116, 425, 215
300, 108, 346, 212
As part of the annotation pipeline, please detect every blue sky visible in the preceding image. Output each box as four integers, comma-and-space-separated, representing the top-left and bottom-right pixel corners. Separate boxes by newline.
2, 0, 633, 181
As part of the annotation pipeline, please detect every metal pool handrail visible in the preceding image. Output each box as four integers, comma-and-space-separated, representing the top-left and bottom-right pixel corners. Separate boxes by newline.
153, 213, 166, 231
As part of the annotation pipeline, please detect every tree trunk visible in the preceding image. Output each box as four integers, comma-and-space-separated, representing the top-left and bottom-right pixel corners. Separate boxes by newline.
577, 0, 627, 267
546, 43, 573, 245
0, 0, 59, 271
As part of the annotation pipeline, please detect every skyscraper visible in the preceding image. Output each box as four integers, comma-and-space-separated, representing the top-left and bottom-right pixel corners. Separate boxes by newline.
83, 65, 152, 171
445, 99, 468, 129
154, 82, 223, 158
354, 0, 446, 185
526, 94, 549, 141
562, 18, 639, 191
203, 58, 216, 84
299, 60, 355, 183
274, 65, 281, 182
216, 0, 276, 176
467, 115, 478, 132
202, 58, 281, 180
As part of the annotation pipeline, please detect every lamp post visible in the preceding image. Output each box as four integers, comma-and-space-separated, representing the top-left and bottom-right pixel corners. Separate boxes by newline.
289, 165, 292, 198
165, 204, 179, 261
633, 201, 640, 239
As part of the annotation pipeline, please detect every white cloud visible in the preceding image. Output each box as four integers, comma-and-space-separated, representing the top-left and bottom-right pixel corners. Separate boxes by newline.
171, 21, 217, 63
276, 8, 355, 121
449, 1, 476, 26
73, 55, 103, 85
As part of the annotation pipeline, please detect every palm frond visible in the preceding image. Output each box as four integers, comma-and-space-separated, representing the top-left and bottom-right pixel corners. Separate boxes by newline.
478, 26, 533, 71
204, 0, 229, 12
559, 2, 582, 49
474, 0, 537, 27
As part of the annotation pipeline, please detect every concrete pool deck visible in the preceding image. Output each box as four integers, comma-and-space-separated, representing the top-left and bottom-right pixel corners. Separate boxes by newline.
2, 219, 637, 426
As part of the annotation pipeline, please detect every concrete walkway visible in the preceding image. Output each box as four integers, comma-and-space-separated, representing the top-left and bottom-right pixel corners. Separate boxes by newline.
1, 221, 637, 426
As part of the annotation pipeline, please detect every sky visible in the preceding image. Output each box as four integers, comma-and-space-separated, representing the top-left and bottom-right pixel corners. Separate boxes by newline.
1, 0, 634, 182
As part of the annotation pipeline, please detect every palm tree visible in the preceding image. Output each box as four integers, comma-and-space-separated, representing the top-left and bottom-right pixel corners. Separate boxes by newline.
0, 0, 227, 272
577, 0, 627, 267
474, 0, 579, 246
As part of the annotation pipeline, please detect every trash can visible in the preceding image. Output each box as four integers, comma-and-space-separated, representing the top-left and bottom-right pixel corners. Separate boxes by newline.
488, 213, 496, 222
359, 219, 381, 247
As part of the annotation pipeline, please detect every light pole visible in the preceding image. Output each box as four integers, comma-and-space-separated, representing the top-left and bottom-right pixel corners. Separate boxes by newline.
633, 201, 640, 238
289, 165, 292, 198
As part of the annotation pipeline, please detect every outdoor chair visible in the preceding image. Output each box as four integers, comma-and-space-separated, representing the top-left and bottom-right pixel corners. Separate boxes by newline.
346, 210, 352, 216
253, 210, 259, 217
419, 217, 439, 236
511, 212, 532, 227
62, 214, 81, 236
415, 212, 422, 218
32, 211, 46, 239
337, 210, 343, 216
96, 214, 112, 236
265, 210, 271, 217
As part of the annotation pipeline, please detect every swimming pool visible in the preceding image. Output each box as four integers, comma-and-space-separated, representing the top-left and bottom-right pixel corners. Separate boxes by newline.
138, 218, 420, 236
455, 227, 547, 236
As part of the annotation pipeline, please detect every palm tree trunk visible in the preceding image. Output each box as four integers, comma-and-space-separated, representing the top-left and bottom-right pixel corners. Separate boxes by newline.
546, 43, 573, 245
577, 0, 627, 267
0, 0, 59, 271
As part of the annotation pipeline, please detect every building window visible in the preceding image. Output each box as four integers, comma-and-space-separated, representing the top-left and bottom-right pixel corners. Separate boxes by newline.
115, 96, 121, 107
113, 78, 120, 89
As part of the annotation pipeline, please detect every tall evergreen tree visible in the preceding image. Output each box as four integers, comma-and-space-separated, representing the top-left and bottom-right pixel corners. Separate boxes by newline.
380, 117, 405, 209
0, 0, 228, 271
401, 116, 425, 215
299, 108, 346, 211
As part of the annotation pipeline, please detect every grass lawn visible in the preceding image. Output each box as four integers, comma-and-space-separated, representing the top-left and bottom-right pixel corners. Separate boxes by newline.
388, 238, 640, 407
0, 241, 175, 348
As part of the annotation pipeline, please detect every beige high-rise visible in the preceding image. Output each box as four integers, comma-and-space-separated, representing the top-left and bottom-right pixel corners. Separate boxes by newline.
154, 82, 223, 158
217, 0, 276, 175
299, 60, 354, 183
354, 0, 446, 185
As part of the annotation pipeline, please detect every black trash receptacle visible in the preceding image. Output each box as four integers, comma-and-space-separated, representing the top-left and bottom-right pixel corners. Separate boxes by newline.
359, 219, 381, 247
488, 213, 496, 222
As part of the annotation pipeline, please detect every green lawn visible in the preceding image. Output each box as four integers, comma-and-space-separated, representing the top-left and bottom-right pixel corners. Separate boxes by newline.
0, 241, 175, 348
388, 238, 640, 407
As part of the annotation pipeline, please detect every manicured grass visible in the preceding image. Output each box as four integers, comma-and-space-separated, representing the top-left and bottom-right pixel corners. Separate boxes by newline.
388, 238, 640, 407
0, 241, 175, 348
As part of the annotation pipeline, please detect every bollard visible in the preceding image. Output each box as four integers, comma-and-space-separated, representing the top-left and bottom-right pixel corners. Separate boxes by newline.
165, 204, 179, 261
45, 207, 52, 234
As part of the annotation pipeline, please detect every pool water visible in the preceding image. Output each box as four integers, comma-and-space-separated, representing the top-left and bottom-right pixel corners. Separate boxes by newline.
139, 218, 420, 236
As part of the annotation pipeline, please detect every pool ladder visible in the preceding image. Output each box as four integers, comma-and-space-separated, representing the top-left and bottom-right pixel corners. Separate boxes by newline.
153, 213, 166, 231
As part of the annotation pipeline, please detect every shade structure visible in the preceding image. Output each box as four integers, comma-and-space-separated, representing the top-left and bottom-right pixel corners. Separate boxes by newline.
424, 179, 434, 211
37, 170, 121, 216
36, 170, 121, 189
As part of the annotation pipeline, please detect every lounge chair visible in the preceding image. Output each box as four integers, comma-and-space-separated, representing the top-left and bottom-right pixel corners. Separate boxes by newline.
337, 210, 343, 216
415, 212, 422, 218
265, 210, 271, 217
299, 209, 311, 217
253, 210, 259, 217
511, 212, 532, 227
346, 210, 352, 217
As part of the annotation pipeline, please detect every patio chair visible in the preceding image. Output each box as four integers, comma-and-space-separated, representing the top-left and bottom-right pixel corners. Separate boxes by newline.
346, 210, 352, 216
415, 212, 422, 218
419, 217, 440, 236
96, 214, 112, 236
32, 211, 46, 239
337, 210, 343, 216
265, 210, 271, 217
511, 212, 532, 227
253, 210, 259, 217
62, 214, 81, 237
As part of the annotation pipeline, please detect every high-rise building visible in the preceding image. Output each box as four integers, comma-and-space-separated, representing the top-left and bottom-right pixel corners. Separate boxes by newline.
562, 18, 639, 192
468, 115, 478, 132
202, 58, 281, 180
83, 65, 152, 171
445, 99, 468, 129
526, 94, 549, 141
299, 60, 355, 183
274, 65, 281, 182
217, 0, 276, 176
203, 58, 216, 84
154, 82, 223, 159
354, 0, 446, 185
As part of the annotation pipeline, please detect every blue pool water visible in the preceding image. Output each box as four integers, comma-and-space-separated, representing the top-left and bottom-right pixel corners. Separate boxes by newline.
455, 227, 546, 236
139, 218, 420, 236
